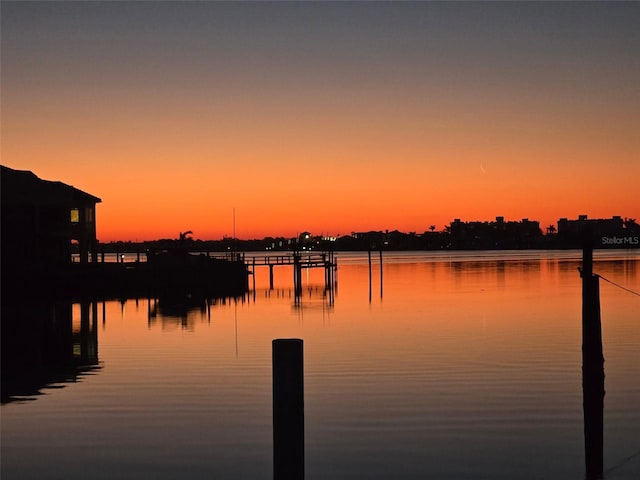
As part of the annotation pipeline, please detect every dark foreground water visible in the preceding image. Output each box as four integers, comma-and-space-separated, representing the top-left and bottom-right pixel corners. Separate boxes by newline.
2, 250, 639, 479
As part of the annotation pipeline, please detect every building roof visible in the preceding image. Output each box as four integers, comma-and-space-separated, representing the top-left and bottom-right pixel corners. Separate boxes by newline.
1, 165, 102, 205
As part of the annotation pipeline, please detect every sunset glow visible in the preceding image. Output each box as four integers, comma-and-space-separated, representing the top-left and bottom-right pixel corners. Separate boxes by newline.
2, 2, 638, 242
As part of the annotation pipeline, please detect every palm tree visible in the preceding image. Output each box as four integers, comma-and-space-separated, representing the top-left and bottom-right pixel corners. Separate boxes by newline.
546, 225, 556, 235
430, 225, 436, 232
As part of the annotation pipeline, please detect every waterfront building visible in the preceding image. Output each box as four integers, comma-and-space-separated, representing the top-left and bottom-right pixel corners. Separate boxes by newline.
1, 165, 101, 273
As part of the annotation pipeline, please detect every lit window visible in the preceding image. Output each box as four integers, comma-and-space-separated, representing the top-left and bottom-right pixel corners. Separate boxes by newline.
71, 208, 79, 223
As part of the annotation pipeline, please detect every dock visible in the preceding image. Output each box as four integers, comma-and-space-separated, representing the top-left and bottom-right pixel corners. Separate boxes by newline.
244, 251, 337, 297
6, 252, 249, 303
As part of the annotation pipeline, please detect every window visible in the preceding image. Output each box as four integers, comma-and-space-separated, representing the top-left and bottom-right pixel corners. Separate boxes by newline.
86, 207, 94, 223
70, 208, 79, 223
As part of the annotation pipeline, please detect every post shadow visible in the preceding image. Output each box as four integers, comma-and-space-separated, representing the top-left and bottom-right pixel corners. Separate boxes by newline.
273, 338, 304, 480
581, 242, 604, 480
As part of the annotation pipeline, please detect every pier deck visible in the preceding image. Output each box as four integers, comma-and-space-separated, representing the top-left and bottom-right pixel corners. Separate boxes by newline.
243, 252, 337, 296
245, 253, 335, 269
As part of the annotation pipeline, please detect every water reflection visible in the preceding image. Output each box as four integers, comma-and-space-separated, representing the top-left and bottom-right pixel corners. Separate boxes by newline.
143, 286, 336, 332
148, 295, 210, 330
1, 252, 638, 479
1, 300, 102, 404
146, 294, 250, 330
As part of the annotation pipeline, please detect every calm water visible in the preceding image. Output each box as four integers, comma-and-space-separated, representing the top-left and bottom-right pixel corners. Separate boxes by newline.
2, 250, 639, 479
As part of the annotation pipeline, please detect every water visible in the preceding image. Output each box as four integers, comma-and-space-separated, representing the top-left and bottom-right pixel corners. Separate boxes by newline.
2, 250, 639, 479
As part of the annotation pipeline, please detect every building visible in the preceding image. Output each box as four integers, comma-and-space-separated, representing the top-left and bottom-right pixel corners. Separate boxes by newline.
556, 215, 638, 248
1, 165, 101, 273
448, 216, 543, 249
557, 215, 623, 238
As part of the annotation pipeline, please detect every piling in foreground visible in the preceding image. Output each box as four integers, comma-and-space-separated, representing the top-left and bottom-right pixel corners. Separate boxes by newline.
581, 243, 604, 480
273, 338, 304, 480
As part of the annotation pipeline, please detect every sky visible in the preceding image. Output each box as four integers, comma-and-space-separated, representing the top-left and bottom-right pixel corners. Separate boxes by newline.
2, 1, 639, 242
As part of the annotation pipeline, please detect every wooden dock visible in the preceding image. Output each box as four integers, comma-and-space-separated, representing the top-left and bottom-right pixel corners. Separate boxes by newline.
5, 253, 249, 303
244, 251, 337, 296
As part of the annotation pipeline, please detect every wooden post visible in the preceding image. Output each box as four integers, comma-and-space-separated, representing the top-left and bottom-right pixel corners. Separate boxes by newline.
269, 264, 274, 290
293, 255, 297, 291
273, 339, 304, 480
379, 249, 383, 298
368, 249, 372, 302
333, 255, 338, 290
581, 242, 604, 480
324, 262, 329, 291
294, 253, 302, 297
252, 257, 257, 293
323, 251, 335, 305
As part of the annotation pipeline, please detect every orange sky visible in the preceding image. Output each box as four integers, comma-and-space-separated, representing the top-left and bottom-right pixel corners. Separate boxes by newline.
2, 2, 638, 242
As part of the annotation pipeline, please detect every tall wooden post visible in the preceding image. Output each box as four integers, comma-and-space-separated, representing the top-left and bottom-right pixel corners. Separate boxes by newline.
293, 255, 297, 291
326, 251, 336, 305
252, 257, 257, 293
269, 264, 274, 290
330, 251, 335, 287
273, 339, 304, 480
324, 264, 329, 291
379, 249, 383, 298
368, 249, 372, 302
581, 243, 604, 480
333, 255, 338, 290
293, 253, 302, 298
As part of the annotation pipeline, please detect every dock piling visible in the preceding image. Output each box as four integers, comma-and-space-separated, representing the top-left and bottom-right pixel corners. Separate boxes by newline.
581, 242, 604, 480
269, 264, 274, 290
368, 249, 372, 302
273, 338, 304, 480
252, 257, 257, 293
379, 249, 383, 298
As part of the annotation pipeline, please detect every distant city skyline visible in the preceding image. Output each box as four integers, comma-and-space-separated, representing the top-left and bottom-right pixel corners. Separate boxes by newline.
89, 211, 638, 243
2, 2, 639, 242
95, 213, 639, 253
